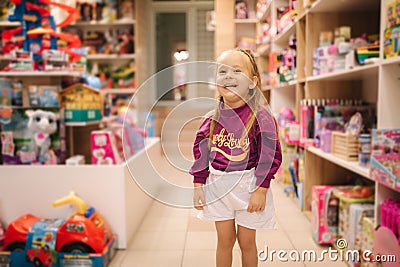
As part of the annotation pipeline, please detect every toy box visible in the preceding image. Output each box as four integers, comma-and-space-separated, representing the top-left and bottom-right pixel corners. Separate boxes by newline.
28, 85, 60, 107
370, 129, 400, 191
59, 84, 102, 122
0, 107, 66, 165
333, 187, 374, 244
311, 185, 339, 244
8, 50, 34, 71
42, 50, 68, 71
360, 216, 375, 267
91, 130, 122, 165
0, 78, 11, 106
348, 203, 374, 251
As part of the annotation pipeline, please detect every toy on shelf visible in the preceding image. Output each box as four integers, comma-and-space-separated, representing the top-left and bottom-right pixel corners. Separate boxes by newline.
2, 191, 116, 267
1, 0, 82, 71
235, 1, 248, 19
1, 107, 65, 165
26, 109, 58, 162
59, 83, 102, 122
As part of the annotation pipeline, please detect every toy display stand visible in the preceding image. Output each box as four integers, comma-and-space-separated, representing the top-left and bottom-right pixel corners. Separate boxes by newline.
0, 137, 161, 249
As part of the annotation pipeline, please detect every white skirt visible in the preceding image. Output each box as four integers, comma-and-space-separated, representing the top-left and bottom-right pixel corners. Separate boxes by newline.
198, 164, 277, 230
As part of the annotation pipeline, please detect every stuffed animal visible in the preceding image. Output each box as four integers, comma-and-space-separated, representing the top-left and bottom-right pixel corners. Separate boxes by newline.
26, 109, 58, 160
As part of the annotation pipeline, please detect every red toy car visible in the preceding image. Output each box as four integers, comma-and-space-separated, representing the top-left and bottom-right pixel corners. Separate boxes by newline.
3, 192, 113, 255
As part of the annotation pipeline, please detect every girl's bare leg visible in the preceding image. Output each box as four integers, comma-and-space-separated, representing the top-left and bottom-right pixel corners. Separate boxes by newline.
215, 219, 236, 267
237, 225, 258, 267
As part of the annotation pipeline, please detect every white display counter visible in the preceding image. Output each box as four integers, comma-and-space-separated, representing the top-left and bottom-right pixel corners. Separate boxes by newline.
0, 137, 161, 249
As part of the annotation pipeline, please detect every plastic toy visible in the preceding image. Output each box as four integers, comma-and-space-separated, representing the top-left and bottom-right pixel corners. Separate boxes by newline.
1, 107, 65, 165
59, 83, 102, 122
2, 0, 81, 70
4, 191, 114, 256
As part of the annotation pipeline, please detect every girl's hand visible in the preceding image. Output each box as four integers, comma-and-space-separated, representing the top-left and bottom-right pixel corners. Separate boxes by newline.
247, 187, 268, 213
193, 183, 205, 210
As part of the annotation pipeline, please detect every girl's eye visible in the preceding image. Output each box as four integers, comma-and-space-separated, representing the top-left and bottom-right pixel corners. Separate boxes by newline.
218, 70, 226, 74
234, 69, 241, 73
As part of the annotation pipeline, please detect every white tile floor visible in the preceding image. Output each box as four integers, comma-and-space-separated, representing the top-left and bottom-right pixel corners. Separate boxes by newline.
109, 155, 349, 267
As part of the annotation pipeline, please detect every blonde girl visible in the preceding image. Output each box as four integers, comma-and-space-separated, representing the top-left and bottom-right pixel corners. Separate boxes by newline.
190, 48, 282, 267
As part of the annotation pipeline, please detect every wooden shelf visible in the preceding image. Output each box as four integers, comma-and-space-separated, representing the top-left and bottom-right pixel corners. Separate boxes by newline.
65, 121, 102, 127
308, 0, 380, 13
0, 21, 20, 27
307, 146, 371, 180
0, 71, 83, 77
258, 0, 272, 22
306, 63, 379, 82
381, 57, 400, 66
234, 18, 258, 24
100, 88, 135, 94
70, 19, 136, 27
257, 43, 271, 57
273, 21, 296, 47
87, 54, 136, 60
263, 80, 297, 91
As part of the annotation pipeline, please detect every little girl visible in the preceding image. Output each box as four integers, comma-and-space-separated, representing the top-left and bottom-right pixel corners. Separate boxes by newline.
189, 48, 282, 267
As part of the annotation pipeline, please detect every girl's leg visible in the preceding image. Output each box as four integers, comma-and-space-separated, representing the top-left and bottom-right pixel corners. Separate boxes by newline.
237, 225, 258, 267
215, 219, 236, 267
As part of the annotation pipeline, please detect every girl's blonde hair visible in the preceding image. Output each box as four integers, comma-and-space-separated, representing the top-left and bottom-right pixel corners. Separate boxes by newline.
208, 47, 270, 147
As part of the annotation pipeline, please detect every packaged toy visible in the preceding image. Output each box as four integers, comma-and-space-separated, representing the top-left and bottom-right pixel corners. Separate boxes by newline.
235, 1, 248, 19
333, 186, 374, 246
360, 216, 375, 267
28, 85, 60, 107
311, 185, 339, 244
91, 130, 122, 164
1, 107, 66, 165
348, 203, 374, 250
0, 78, 11, 106
370, 129, 400, 191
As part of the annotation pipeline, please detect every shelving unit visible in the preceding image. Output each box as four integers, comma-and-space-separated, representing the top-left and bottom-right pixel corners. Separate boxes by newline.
216, 1, 400, 240
0, 0, 153, 251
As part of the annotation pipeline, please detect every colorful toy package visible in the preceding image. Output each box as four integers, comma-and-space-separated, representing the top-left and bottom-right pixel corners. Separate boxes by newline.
311, 185, 339, 245
370, 129, 400, 191
0, 107, 66, 165
361, 216, 375, 267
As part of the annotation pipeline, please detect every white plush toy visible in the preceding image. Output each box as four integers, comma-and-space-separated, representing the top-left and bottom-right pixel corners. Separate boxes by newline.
26, 109, 58, 159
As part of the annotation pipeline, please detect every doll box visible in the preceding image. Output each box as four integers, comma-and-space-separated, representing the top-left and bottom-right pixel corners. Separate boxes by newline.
311, 185, 339, 245
370, 129, 400, 191
360, 217, 375, 267
333, 189, 374, 245
348, 204, 374, 251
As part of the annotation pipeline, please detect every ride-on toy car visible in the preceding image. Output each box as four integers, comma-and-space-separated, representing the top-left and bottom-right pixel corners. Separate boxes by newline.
3, 191, 114, 267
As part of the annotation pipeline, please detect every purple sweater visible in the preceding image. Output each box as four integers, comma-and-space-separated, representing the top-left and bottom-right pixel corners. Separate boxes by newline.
189, 103, 282, 188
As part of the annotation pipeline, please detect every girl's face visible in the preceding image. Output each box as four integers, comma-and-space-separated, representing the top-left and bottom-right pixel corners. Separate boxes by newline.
216, 51, 257, 108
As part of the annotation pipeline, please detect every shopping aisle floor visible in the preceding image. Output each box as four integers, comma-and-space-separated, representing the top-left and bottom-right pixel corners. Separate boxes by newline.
109, 155, 348, 267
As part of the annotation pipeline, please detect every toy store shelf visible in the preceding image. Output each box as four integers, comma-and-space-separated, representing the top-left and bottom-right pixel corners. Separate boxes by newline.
0, 71, 83, 77
87, 54, 136, 60
306, 63, 380, 82
307, 0, 380, 13
257, 43, 271, 57
307, 146, 371, 180
70, 19, 136, 27
100, 88, 135, 94
263, 80, 297, 91
234, 18, 259, 24
65, 121, 102, 127
258, 0, 272, 22
0, 137, 161, 249
381, 57, 400, 66
0, 21, 20, 27
273, 21, 296, 47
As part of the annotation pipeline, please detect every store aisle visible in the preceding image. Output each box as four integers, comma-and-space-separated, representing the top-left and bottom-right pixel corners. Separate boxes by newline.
109, 155, 348, 267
